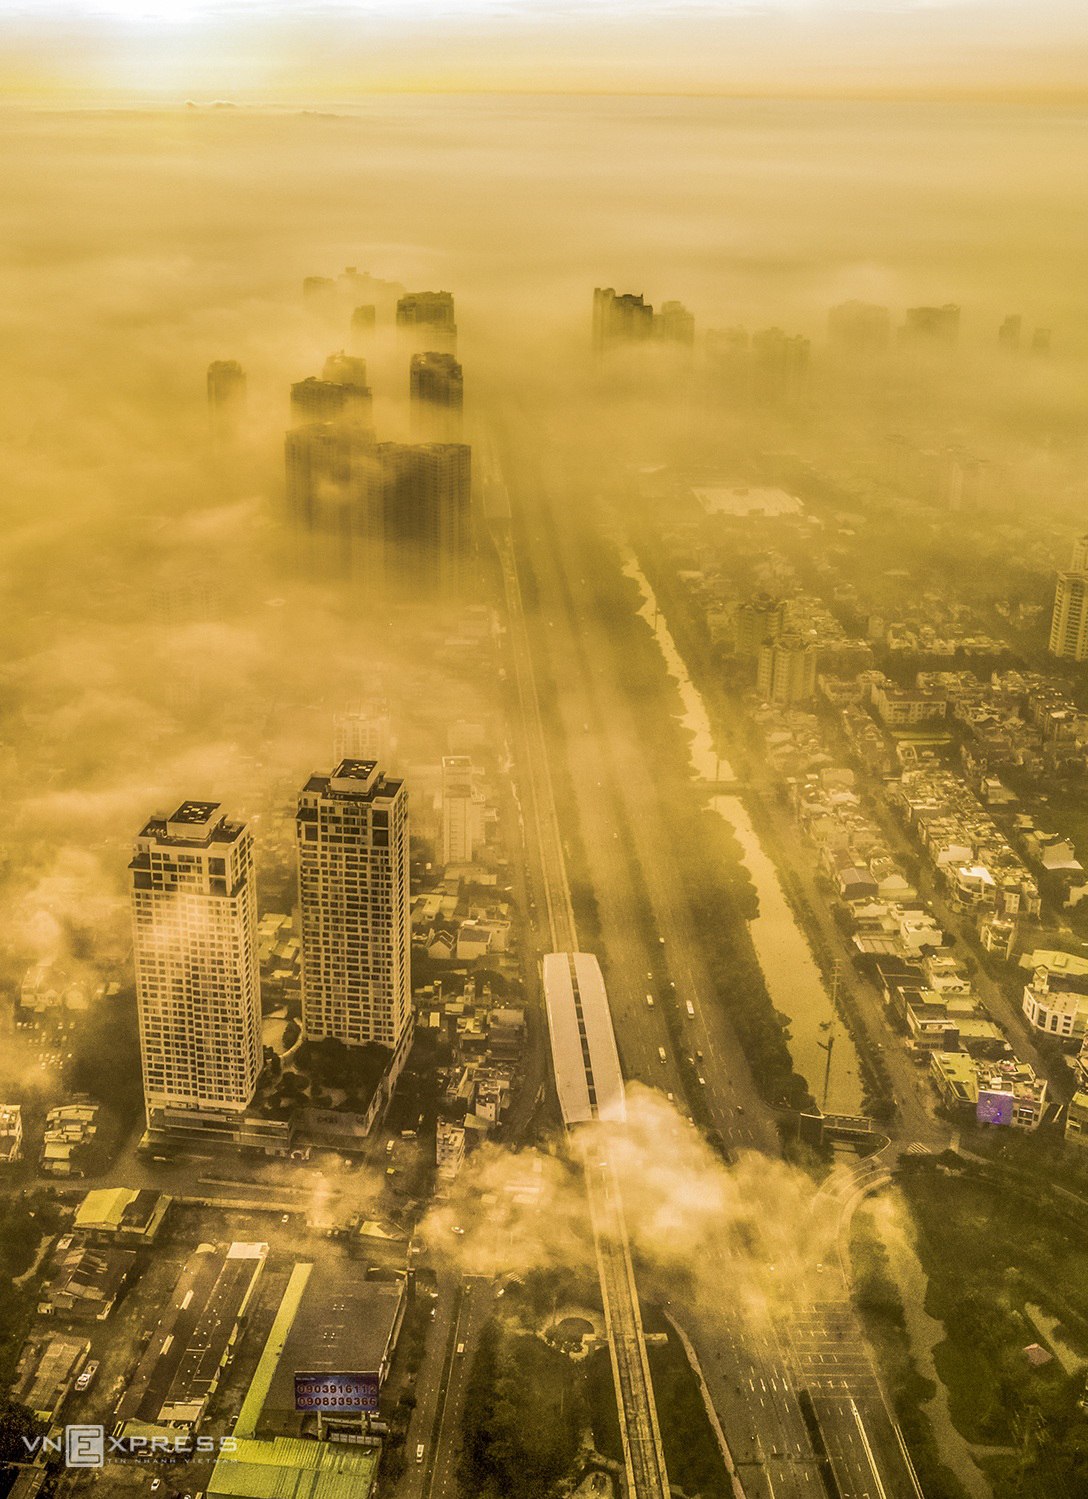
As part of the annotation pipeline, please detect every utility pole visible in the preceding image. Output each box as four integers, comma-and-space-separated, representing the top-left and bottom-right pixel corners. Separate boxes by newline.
818, 960, 843, 1109
818, 1032, 835, 1109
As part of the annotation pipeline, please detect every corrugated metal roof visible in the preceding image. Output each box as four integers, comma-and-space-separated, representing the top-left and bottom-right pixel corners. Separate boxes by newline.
208, 1437, 378, 1499
234, 1262, 313, 1440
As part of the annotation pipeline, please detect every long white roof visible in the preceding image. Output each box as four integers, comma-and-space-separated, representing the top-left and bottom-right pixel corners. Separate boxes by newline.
542, 952, 626, 1127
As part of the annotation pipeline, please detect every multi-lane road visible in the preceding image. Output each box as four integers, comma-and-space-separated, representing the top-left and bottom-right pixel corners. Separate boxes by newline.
488, 406, 924, 1499
487, 427, 671, 1499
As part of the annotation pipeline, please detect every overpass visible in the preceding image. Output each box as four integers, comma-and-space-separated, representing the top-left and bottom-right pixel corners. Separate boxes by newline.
543, 952, 670, 1499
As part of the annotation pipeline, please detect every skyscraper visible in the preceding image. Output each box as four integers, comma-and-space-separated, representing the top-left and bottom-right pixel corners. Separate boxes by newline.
735, 593, 787, 657
290, 373, 372, 427
396, 291, 457, 352
441, 755, 482, 865
334, 702, 393, 765
750, 327, 810, 404
207, 360, 246, 441
130, 801, 262, 1134
653, 300, 695, 347
285, 430, 470, 599
901, 304, 960, 345
410, 352, 463, 442
592, 287, 654, 352
380, 442, 472, 597
1049, 572, 1088, 662
296, 760, 412, 1065
756, 636, 817, 706
284, 421, 383, 589
998, 314, 1022, 352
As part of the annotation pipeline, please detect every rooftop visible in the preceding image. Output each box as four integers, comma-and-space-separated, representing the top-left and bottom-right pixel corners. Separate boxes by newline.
207, 1437, 378, 1499
542, 951, 626, 1127
261, 1267, 404, 1436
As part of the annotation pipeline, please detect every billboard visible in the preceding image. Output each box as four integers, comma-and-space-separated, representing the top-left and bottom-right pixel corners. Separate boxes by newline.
976, 1090, 1015, 1127
294, 1372, 380, 1413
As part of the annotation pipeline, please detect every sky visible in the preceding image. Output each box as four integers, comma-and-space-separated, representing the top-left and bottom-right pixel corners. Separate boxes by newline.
1, 0, 1087, 101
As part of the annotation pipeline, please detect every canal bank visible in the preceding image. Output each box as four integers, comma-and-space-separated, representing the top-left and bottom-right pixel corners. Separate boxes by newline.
620, 550, 865, 1116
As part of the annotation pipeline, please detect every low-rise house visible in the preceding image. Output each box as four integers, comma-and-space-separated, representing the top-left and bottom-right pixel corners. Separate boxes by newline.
0, 1105, 23, 1163
1022, 968, 1088, 1047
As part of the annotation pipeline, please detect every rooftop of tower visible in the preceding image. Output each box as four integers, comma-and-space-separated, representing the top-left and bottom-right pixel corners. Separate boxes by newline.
302, 759, 404, 801
136, 801, 247, 848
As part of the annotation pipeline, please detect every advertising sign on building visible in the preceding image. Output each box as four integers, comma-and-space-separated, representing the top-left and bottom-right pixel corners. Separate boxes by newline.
294, 1372, 380, 1413
976, 1090, 1014, 1127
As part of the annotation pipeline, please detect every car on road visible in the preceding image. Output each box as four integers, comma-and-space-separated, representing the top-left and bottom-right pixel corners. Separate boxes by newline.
645, 993, 654, 1008
416, 1444, 425, 1463
685, 1000, 695, 1018
657, 1047, 666, 1064
658, 936, 665, 945
735, 1105, 744, 1114
457, 1343, 465, 1355
697, 1076, 706, 1087
74, 1360, 99, 1393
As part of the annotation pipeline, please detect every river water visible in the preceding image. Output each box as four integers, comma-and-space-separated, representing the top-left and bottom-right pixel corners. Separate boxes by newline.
622, 553, 864, 1113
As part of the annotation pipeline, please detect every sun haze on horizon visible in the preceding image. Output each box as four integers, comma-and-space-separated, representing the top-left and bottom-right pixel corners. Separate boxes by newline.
1, 0, 1087, 104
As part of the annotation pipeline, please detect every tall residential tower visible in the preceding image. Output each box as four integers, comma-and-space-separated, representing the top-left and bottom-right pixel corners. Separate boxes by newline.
296, 760, 412, 1067
130, 801, 262, 1135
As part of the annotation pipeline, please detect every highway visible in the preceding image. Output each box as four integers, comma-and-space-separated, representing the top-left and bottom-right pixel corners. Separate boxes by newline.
488, 407, 925, 1499
418, 1278, 494, 1499
486, 438, 671, 1499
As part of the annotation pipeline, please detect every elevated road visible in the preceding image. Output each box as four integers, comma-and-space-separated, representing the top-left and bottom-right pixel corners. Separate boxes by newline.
487, 430, 669, 1499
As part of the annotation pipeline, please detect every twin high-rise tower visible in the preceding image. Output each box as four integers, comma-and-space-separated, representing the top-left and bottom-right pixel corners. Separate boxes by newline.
131, 760, 413, 1139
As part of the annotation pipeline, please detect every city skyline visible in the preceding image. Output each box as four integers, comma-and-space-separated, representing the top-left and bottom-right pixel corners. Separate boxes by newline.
2, 7, 1088, 1497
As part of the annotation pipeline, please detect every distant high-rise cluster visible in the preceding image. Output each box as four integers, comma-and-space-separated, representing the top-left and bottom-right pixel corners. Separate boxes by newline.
410, 351, 463, 442
901, 303, 960, 345
707, 327, 809, 405
285, 349, 471, 598
592, 287, 695, 354
130, 802, 263, 1134
286, 277, 471, 600
1049, 537, 1088, 662
305, 266, 405, 321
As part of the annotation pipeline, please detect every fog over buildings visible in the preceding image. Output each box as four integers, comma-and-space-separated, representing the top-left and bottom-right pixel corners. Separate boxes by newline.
1, 2, 1088, 1497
